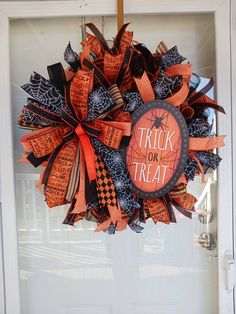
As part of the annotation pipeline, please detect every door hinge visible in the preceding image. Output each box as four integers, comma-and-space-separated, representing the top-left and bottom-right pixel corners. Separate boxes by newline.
224, 250, 235, 292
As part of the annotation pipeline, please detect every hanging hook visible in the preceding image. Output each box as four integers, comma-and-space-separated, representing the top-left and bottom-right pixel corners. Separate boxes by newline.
101, 16, 105, 36
80, 16, 86, 41
117, 0, 124, 31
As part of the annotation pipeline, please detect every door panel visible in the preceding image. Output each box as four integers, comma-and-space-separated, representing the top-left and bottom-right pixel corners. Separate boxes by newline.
10, 14, 218, 314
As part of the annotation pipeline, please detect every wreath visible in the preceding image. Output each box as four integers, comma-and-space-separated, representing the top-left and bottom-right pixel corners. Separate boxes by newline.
18, 24, 225, 233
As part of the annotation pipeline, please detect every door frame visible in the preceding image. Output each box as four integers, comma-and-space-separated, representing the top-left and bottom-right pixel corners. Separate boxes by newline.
0, 0, 234, 313
231, 0, 236, 311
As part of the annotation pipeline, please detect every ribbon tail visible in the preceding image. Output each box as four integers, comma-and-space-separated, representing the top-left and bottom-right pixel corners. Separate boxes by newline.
189, 135, 226, 151
71, 144, 87, 214
173, 203, 193, 219
75, 124, 96, 182
134, 71, 155, 103
171, 192, 197, 219
63, 199, 85, 226
145, 199, 171, 224
44, 137, 78, 208
95, 218, 112, 232
191, 153, 206, 183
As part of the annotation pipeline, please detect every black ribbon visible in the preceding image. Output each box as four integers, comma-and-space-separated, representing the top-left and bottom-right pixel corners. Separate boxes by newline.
189, 78, 214, 105
47, 63, 67, 94
113, 23, 130, 50
85, 23, 110, 52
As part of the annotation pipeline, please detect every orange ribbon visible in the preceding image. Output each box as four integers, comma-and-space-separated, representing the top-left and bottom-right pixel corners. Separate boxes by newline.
166, 82, 189, 106
189, 135, 225, 151
81, 34, 103, 58
20, 126, 68, 157
90, 120, 131, 149
45, 138, 78, 208
145, 199, 171, 224
171, 192, 197, 211
69, 70, 93, 120
165, 64, 192, 83
134, 71, 155, 102
75, 124, 96, 182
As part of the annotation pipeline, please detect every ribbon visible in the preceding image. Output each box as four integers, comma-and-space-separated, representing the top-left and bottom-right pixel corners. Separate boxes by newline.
190, 152, 206, 183
189, 135, 225, 151
180, 101, 195, 120
171, 192, 197, 211
165, 82, 189, 106
71, 143, 87, 214
190, 93, 225, 114
169, 184, 197, 218
75, 124, 96, 182
20, 126, 68, 158
95, 153, 122, 224
85, 23, 110, 52
45, 137, 78, 208
156, 41, 168, 56
81, 34, 103, 58
104, 52, 123, 84
69, 69, 93, 120
134, 71, 155, 102
165, 64, 192, 83
144, 199, 171, 224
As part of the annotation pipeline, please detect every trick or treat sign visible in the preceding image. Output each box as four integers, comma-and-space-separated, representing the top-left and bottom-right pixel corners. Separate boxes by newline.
126, 100, 189, 199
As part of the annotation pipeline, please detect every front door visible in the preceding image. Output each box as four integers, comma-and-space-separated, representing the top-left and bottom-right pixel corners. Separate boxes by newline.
1, 11, 234, 314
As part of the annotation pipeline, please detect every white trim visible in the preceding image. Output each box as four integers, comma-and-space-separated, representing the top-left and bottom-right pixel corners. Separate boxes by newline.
0, 204, 6, 314
0, 11, 21, 314
215, 0, 235, 312
0, 0, 227, 18
231, 0, 236, 310
0, 1, 234, 313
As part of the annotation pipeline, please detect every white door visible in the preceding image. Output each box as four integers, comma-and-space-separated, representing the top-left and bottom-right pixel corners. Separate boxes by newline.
1, 10, 234, 314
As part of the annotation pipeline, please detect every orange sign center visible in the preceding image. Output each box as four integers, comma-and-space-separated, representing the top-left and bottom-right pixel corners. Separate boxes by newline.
126, 100, 189, 199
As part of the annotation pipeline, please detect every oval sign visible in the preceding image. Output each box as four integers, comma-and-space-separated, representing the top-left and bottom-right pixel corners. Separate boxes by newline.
126, 100, 189, 199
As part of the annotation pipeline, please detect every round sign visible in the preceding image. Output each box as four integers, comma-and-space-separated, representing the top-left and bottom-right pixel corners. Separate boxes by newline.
126, 100, 189, 199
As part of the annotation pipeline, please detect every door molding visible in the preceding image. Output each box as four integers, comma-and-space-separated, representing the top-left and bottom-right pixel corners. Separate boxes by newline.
231, 0, 236, 310
0, 1, 233, 313
0, 203, 6, 314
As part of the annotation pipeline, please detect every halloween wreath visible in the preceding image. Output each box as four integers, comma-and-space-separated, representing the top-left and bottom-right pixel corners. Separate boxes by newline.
18, 24, 225, 233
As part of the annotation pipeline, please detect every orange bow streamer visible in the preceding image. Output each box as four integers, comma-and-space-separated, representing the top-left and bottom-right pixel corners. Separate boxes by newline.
75, 124, 96, 182
104, 52, 123, 83
45, 138, 78, 208
81, 34, 104, 58
20, 126, 69, 158
69, 70, 93, 120
144, 199, 171, 224
134, 71, 155, 103
91, 120, 130, 149
119, 31, 133, 53
145, 184, 197, 224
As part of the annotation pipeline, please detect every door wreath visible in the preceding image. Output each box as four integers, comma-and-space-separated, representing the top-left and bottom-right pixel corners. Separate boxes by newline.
18, 24, 225, 233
